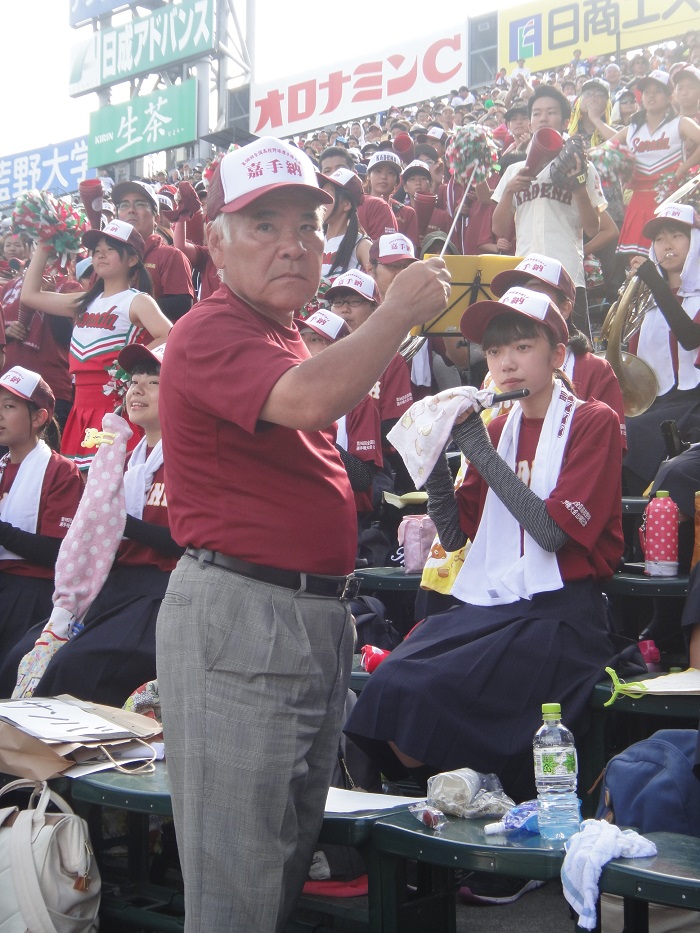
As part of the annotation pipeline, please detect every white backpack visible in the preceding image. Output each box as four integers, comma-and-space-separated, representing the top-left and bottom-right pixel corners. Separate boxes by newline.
0, 779, 101, 933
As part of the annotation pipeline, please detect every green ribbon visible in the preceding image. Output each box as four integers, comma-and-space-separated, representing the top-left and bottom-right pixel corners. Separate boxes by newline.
603, 667, 648, 707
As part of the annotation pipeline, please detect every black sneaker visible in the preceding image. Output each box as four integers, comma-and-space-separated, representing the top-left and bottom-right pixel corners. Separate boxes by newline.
458, 872, 544, 905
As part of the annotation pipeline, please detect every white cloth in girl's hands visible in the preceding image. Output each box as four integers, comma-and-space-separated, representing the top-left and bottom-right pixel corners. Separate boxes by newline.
561, 819, 657, 930
386, 387, 495, 488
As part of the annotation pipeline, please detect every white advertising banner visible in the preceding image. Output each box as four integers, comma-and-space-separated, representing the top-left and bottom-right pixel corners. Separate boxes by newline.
250, 26, 468, 138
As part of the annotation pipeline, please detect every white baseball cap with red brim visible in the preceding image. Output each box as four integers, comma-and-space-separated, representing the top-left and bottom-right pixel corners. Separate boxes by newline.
207, 137, 333, 216
460, 286, 569, 346
325, 270, 381, 304
637, 70, 672, 92
0, 365, 55, 420
643, 202, 699, 239
491, 253, 576, 304
294, 309, 350, 343
369, 233, 417, 265
118, 342, 166, 373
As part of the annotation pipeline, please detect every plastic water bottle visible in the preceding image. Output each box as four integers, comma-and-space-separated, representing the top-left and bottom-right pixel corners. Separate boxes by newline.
533, 703, 581, 842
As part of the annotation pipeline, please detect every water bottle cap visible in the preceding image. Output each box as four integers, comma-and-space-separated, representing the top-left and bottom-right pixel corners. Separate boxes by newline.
542, 702, 561, 718
655, 490, 670, 497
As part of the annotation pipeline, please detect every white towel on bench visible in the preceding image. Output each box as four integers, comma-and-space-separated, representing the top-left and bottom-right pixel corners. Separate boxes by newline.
561, 819, 657, 930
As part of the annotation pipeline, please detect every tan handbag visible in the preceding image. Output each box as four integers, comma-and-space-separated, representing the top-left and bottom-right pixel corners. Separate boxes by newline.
0, 780, 101, 933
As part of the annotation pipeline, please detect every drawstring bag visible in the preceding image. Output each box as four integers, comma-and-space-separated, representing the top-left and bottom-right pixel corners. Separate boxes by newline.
397, 514, 437, 573
0, 779, 101, 933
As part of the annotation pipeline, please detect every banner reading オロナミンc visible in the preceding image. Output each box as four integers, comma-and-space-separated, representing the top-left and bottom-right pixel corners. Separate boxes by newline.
498, 0, 700, 72
250, 26, 468, 138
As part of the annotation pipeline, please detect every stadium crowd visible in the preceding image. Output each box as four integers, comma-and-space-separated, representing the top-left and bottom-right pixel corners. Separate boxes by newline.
0, 26, 700, 933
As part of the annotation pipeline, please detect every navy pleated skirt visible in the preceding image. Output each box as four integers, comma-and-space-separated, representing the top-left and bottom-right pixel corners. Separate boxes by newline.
0, 564, 170, 707
0, 572, 54, 658
344, 581, 618, 801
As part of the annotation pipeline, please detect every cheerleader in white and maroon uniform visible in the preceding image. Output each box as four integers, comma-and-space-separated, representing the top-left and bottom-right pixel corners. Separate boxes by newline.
20, 220, 171, 471
0, 343, 183, 706
606, 70, 700, 258
0, 366, 83, 652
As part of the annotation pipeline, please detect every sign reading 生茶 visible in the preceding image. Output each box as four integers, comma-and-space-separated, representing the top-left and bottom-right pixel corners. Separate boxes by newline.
0, 138, 95, 209
70, 0, 215, 97
88, 81, 198, 167
498, 0, 700, 72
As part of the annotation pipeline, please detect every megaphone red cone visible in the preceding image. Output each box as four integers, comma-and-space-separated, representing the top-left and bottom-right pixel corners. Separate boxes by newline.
79, 179, 104, 230
392, 132, 415, 164
414, 192, 437, 237
524, 127, 564, 177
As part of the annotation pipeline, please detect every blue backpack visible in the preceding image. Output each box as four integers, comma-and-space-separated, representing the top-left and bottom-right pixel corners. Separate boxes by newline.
596, 729, 700, 837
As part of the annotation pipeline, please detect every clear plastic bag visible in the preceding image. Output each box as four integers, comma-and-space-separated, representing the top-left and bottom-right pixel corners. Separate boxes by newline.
427, 768, 515, 819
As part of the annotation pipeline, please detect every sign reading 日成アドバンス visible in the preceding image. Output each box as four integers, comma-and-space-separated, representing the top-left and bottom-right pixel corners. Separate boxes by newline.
69, 0, 216, 98
249, 25, 468, 139
498, 0, 700, 72
88, 80, 198, 167
0, 137, 95, 210
69, 0, 136, 29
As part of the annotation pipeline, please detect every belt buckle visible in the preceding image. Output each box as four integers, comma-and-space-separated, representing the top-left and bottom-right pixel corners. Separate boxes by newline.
341, 575, 361, 600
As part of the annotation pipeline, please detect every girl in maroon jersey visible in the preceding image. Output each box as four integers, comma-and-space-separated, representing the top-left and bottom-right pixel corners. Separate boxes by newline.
0, 366, 83, 653
20, 220, 171, 471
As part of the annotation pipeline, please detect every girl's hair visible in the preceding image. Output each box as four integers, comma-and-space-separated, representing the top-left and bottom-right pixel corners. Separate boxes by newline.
652, 220, 691, 240
27, 401, 61, 453
129, 361, 161, 378
325, 190, 364, 277
481, 312, 575, 391
75, 238, 153, 317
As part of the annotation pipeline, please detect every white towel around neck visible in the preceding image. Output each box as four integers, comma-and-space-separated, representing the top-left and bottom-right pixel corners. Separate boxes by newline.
451, 380, 581, 606
0, 440, 52, 561
123, 437, 164, 520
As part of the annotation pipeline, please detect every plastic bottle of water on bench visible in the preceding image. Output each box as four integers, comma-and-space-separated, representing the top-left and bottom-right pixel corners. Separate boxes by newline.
533, 702, 581, 841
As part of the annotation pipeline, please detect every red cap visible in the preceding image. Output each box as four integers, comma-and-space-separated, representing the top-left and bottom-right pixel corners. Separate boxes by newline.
118, 342, 166, 373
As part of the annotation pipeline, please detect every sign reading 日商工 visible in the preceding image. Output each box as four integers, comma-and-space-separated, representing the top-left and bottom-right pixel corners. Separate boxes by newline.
69, 0, 215, 97
88, 81, 198, 167
498, 0, 700, 72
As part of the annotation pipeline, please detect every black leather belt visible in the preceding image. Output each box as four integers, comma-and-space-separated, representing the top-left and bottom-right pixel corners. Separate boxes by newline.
185, 548, 360, 599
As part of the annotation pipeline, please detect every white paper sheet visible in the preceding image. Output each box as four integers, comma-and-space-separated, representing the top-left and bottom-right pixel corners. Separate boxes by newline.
324, 787, 425, 813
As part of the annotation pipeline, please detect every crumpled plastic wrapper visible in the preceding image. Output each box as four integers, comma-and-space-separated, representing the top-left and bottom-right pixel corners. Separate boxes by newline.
427, 768, 515, 819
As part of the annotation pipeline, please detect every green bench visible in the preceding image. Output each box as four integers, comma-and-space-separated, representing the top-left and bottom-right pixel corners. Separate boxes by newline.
598, 831, 700, 933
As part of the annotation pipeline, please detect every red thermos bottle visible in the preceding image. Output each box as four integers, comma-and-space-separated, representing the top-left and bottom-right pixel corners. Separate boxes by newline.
641, 491, 679, 577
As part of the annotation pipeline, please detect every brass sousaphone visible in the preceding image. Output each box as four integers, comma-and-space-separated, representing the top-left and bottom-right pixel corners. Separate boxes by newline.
600, 175, 700, 417
599, 275, 658, 417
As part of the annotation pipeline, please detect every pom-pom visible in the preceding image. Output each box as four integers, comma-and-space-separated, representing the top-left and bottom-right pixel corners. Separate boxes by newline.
445, 124, 500, 186
12, 190, 88, 267
589, 141, 635, 187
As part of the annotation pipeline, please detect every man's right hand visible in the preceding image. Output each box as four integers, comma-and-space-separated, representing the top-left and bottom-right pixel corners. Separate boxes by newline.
5, 321, 27, 341
382, 256, 451, 328
505, 169, 534, 195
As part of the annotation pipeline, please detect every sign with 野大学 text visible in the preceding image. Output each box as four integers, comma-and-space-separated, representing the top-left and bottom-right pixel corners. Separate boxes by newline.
0, 138, 96, 209
250, 26, 468, 138
498, 0, 700, 72
69, 0, 215, 97
88, 81, 197, 167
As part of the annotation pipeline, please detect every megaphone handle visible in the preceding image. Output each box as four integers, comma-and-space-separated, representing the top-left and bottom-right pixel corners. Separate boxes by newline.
439, 164, 478, 258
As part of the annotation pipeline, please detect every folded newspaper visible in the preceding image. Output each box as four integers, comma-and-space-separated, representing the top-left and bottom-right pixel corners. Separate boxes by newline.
0, 694, 161, 780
